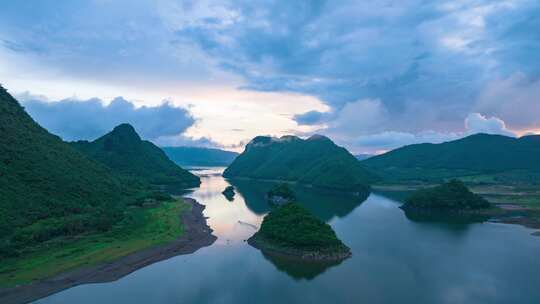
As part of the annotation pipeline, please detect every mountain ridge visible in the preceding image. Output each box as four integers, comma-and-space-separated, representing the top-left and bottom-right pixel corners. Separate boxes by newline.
362, 133, 540, 182
71, 124, 200, 188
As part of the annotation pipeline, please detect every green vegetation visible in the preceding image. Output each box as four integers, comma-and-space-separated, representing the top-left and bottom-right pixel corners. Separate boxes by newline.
362, 133, 540, 183
71, 124, 200, 188
224, 135, 376, 192
162, 146, 238, 167
403, 180, 491, 211
0, 199, 189, 286
249, 203, 350, 257
267, 183, 296, 203
222, 185, 235, 201
0, 86, 155, 259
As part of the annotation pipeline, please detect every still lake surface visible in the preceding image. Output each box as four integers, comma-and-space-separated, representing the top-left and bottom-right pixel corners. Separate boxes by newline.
37, 167, 540, 304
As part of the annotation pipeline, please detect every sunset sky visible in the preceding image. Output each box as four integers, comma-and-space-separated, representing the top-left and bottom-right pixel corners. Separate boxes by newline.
1, 0, 539, 153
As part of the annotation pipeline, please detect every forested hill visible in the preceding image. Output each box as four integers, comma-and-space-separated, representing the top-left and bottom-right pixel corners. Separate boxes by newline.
0, 85, 141, 257
362, 133, 540, 182
223, 135, 377, 192
71, 124, 200, 188
162, 146, 238, 167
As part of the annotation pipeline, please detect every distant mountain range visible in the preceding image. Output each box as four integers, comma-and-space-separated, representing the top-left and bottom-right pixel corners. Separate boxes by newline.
224, 135, 376, 192
71, 124, 200, 188
362, 133, 540, 183
354, 153, 373, 161
0, 86, 145, 257
162, 146, 238, 167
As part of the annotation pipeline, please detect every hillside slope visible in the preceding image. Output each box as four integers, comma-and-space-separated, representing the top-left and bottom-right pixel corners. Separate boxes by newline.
0, 86, 141, 257
223, 135, 376, 192
362, 133, 540, 182
71, 124, 200, 188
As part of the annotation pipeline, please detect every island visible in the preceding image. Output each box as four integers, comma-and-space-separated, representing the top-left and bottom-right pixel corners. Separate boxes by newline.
266, 183, 296, 205
222, 185, 236, 201
401, 179, 491, 212
248, 203, 351, 261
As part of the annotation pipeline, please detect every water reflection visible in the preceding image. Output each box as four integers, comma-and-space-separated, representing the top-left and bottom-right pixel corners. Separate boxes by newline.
259, 251, 344, 281
373, 189, 491, 228
222, 191, 235, 202
230, 178, 369, 222
227, 177, 366, 279
401, 208, 490, 224
34, 168, 540, 304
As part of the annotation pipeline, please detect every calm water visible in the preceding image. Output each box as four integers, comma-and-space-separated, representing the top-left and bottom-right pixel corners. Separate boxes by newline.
36, 168, 540, 304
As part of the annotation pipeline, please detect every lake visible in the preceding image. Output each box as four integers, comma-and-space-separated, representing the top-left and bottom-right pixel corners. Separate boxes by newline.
36, 167, 540, 304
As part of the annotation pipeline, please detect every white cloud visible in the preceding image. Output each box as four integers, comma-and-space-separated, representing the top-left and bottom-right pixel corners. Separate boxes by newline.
328, 99, 388, 136
475, 73, 540, 130
464, 113, 515, 136
331, 112, 515, 153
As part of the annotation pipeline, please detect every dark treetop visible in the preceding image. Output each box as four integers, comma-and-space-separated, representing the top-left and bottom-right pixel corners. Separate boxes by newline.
224, 135, 376, 192
71, 124, 199, 188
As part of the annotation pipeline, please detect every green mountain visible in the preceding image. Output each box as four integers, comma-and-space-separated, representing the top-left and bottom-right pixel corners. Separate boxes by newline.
223, 135, 376, 192
71, 124, 200, 188
0, 86, 143, 257
362, 133, 540, 183
162, 146, 238, 167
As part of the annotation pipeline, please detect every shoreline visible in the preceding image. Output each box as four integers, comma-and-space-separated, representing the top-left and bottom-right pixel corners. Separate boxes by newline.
400, 205, 540, 232
247, 234, 351, 262
0, 198, 216, 304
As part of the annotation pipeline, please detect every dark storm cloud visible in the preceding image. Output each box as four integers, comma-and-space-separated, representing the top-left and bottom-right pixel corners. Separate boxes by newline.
22, 96, 195, 141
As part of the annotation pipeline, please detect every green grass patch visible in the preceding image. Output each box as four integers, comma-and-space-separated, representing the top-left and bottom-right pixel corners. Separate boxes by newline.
0, 198, 189, 287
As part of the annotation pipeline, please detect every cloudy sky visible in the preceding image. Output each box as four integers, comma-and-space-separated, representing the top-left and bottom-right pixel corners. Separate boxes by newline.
1, 0, 539, 153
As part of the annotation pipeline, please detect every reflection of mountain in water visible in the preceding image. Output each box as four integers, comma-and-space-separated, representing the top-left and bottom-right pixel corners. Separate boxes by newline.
402, 208, 490, 225
371, 189, 412, 204
229, 179, 369, 222
259, 251, 344, 281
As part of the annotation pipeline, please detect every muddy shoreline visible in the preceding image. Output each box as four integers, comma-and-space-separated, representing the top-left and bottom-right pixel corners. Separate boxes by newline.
248, 234, 351, 262
0, 198, 216, 304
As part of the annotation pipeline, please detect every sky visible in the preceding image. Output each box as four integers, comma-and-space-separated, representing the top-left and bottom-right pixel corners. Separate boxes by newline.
1, 0, 539, 153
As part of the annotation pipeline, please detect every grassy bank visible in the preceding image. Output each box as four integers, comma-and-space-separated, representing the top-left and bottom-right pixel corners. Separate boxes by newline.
373, 183, 540, 209
0, 198, 189, 287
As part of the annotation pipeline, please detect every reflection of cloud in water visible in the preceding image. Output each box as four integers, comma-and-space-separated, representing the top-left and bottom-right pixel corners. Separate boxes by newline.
184, 171, 264, 243
259, 251, 344, 281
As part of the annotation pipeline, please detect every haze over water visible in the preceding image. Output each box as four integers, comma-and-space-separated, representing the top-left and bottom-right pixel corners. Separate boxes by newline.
36, 168, 540, 304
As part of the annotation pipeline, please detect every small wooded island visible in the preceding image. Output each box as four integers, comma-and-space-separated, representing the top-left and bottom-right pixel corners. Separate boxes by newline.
222, 185, 235, 201
402, 180, 491, 211
248, 203, 351, 261
267, 183, 296, 205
